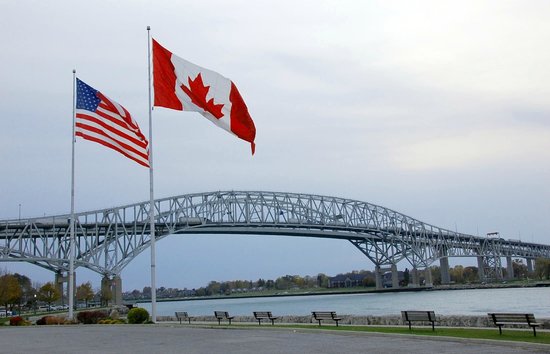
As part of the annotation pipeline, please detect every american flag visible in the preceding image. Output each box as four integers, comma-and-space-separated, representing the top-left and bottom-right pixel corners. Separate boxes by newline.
75, 78, 150, 167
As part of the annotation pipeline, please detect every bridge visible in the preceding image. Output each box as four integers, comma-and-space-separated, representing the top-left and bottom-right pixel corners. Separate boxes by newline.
1, 191, 549, 303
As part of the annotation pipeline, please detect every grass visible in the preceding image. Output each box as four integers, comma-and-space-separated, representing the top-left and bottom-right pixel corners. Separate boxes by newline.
275, 324, 550, 345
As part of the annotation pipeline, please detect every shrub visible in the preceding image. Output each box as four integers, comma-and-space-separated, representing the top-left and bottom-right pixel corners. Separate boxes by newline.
97, 318, 125, 325
127, 307, 149, 324
76, 310, 108, 324
37, 315, 73, 325
10, 316, 25, 326
45, 316, 66, 325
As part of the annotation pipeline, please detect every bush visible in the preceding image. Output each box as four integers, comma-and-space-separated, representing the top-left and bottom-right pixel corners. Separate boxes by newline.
97, 318, 125, 324
9, 316, 26, 326
76, 310, 108, 324
46, 316, 66, 325
127, 307, 149, 324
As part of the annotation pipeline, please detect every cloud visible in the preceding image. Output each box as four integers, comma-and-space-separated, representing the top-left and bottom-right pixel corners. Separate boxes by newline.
392, 125, 550, 171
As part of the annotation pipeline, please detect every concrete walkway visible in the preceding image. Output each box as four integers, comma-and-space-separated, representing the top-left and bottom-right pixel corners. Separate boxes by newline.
0, 325, 548, 354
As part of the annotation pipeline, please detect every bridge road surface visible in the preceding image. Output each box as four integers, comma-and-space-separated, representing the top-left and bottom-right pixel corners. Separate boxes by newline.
0, 326, 548, 354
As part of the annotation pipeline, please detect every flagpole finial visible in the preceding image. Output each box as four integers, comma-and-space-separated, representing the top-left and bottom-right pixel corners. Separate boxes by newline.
147, 26, 150, 31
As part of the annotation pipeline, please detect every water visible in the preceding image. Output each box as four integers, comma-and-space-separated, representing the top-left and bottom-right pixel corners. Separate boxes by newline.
139, 287, 550, 317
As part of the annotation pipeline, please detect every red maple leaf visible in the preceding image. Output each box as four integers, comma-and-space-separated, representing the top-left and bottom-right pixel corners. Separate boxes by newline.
181, 73, 224, 119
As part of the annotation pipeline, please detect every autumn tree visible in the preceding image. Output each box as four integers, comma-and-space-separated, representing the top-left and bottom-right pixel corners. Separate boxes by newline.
37, 282, 60, 310
463, 266, 479, 283
0, 274, 22, 315
76, 282, 95, 308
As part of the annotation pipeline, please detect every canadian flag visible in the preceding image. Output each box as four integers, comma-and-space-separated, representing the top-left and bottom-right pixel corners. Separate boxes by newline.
152, 39, 256, 154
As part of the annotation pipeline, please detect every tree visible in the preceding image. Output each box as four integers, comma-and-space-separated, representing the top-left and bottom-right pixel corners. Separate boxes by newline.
12, 273, 33, 313
430, 266, 441, 285
403, 268, 410, 286
534, 258, 550, 280
462, 266, 478, 283
317, 273, 329, 288
37, 282, 60, 310
100, 286, 112, 306
512, 259, 528, 279
0, 274, 22, 315
206, 281, 221, 296
142, 286, 151, 298
76, 282, 95, 308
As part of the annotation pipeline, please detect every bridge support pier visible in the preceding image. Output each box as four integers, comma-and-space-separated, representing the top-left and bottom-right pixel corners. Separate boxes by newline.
101, 275, 123, 306
506, 256, 514, 280
424, 267, 433, 287
391, 264, 399, 288
477, 256, 486, 282
101, 276, 111, 306
440, 257, 451, 285
55, 271, 76, 307
410, 267, 419, 287
112, 275, 122, 306
526, 258, 534, 273
55, 272, 65, 304
375, 265, 383, 290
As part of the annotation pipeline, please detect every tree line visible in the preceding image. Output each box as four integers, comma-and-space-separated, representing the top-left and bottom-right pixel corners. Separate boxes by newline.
124, 258, 550, 299
0, 269, 101, 316
2, 258, 550, 310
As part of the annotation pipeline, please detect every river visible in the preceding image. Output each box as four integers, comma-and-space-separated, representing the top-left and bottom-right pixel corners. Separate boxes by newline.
138, 287, 550, 317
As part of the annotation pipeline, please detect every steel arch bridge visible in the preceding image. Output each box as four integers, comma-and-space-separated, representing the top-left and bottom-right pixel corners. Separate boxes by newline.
1, 190, 549, 288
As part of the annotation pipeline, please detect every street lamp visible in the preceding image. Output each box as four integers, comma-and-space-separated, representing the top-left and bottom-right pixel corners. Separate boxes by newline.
33, 294, 37, 315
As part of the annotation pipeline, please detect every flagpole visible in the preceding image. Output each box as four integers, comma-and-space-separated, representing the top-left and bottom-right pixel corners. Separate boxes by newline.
69, 69, 76, 320
146, 25, 157, 323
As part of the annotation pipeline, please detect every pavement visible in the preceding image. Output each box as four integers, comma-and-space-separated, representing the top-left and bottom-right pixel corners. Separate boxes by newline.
1, 324, 549, 354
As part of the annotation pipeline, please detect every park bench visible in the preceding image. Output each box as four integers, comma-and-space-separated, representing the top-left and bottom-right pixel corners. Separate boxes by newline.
312, 311, 342, 326
401, 310, 436, 331
214, 311, 234, 325
175, 311, 194, 324
253, 311, 279, 325
488, 313, 540, 336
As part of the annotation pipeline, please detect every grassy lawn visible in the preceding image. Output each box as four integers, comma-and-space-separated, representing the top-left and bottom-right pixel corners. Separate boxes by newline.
276, 324, 550, 345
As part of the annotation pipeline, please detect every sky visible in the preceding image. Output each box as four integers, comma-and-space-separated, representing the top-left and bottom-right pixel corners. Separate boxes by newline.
1, 0, 550, 292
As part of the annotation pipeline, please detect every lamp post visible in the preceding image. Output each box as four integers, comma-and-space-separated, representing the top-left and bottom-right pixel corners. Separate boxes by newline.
33, 294, 37, 315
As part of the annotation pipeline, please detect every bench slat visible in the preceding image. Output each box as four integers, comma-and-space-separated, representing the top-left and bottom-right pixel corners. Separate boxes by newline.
214, 311, 234, 325
401, 311, 436, 331
312, 311, 342, 327
488, 313, 539, 336
253, 311, 279, 325
175, 311, 194, 324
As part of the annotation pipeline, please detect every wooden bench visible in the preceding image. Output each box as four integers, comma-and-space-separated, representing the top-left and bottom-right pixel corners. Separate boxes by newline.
175, 311, 194, 324
488, 313, 540, 336
214, 311, 234, 325
312, 311, 342, 326
401, 310, 436, 331
253, 311, 279, 325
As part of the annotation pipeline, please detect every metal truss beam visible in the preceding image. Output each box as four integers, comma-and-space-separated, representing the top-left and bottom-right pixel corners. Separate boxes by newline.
1, 191, 549, 277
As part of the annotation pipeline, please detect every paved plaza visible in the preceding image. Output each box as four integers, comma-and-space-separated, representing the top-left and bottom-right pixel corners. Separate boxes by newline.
0, 325, 548, 354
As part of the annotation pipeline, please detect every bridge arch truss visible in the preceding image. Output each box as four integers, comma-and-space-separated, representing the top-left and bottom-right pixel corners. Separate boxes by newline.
1, 191, 549, 286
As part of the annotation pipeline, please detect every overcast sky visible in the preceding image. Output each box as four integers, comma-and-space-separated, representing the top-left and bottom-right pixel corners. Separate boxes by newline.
1, 1, 549, 291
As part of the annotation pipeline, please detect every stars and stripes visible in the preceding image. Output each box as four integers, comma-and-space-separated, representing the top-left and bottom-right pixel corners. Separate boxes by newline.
75, 78, 150, 167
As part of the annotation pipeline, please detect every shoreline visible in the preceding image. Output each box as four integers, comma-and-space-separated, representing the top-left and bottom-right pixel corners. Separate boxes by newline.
129, 281, 550, 305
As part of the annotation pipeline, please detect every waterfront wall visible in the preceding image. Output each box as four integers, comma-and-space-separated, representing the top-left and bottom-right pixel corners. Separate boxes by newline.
158, 314, 550, 329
